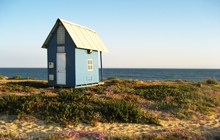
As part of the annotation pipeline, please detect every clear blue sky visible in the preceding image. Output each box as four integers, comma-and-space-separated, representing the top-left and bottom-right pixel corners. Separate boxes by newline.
0, 0, 219, 68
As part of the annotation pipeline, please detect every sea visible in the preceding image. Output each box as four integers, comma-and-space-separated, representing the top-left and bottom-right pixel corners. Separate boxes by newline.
0, 68, 219, 82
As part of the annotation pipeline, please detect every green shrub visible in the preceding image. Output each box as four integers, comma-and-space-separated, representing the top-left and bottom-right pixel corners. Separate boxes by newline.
195, 103, 212, 115
108, 77, 117, 80
6, 82, 48, 88
11, 75, 22, 80
175, 79, 184, 82
112, 78, 122, 83
92, 97, 161, 125
0, 75, 5, 80
0, 82, 48, 93
0, 87, 161, 127
196, 82, 203, 87
84, 86, 104, 94
100, 100, 143, 123
9, 75, 35, 80
206, 77, 219, 85
134, 85, 198, 105
0, 75, 8, 80
165, 79, 174, 82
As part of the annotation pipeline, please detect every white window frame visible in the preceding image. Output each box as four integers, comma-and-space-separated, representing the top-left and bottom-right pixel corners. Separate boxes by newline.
57, 25, 65, 44
88, 59, 93, 71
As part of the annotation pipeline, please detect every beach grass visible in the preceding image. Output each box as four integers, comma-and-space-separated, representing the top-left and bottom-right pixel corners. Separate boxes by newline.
0, 77, 219, 139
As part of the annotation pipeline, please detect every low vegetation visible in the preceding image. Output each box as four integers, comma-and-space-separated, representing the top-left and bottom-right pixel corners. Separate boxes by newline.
0, 89, 161, 129
206, 77, 219, 85
0, 75, 8, 80
0, 81, 48, 93
0, 77, 219, 139
0, 75, 35, 80
10, 75, 35, 80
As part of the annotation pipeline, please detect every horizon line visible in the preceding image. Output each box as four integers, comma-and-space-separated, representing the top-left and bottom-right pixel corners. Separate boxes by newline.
0, 67, 220, 69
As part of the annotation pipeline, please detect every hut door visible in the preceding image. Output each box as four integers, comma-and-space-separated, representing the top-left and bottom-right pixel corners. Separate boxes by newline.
57, 53, 66, 85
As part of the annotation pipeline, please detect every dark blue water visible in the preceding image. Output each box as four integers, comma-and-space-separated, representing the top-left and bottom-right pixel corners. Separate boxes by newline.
0, 68, 219, 82
103, 68, 220, 82
0, 68, 47, 80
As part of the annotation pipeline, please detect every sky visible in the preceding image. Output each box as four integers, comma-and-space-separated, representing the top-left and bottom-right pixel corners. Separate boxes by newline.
0, 0, 219, 68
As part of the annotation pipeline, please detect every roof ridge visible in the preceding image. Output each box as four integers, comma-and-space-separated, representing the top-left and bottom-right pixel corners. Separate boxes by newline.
42, 18, 110, 53
58, 18, 96, 32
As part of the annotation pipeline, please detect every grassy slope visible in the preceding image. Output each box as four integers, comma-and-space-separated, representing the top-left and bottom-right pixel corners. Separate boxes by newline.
0, 78, 220, 139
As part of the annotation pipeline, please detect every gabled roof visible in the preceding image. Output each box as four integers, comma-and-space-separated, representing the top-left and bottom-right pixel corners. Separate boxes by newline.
41, 18, 110, 53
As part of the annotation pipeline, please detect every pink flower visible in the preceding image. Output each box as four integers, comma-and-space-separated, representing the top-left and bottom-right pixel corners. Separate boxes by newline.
164, 96, 175, 102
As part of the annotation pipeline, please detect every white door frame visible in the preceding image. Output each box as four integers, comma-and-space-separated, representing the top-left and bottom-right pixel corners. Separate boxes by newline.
57, 53, 66, 85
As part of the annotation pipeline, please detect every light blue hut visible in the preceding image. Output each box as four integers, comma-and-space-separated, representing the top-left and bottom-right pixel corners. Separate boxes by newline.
41, 18, 110, 88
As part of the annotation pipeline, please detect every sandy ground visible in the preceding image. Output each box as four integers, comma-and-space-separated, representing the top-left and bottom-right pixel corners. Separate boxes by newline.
0, 112, 219, 139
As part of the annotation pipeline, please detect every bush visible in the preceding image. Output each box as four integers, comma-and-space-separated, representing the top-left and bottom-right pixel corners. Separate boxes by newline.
9, 75, 35, 80
134, 85, 199, 105
108, 77, 117, 80
0, 75, 8, 80
206, 78, 219, 85
0, 89, 161, 128
11, 75, 22, 80
0, 75, 4, 80
93, 98, 160, 125
165, 79, 174, 82
6, 81, 48, 88
196, 82, 203, 87
112, 78, 122, 83
175, 79, 184, 82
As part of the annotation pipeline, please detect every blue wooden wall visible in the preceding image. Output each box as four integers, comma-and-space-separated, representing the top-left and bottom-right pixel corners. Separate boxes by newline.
75, 49, 99, 85
46, 23, 100, 87
47, 25, 75, 87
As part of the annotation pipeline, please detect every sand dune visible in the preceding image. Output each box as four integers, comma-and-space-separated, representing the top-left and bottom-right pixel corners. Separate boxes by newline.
0, 113, 219, 138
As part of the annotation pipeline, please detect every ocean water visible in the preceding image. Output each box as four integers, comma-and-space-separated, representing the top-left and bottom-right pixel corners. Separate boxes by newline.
0, 68, 219, 82
103, 68, 220, 82
0, 68, 47, 80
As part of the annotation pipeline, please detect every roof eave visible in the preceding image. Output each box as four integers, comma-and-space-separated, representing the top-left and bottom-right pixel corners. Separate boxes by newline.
41, 19, 61, 49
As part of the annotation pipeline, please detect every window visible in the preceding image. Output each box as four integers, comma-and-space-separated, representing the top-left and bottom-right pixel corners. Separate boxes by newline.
49, 74, 54, 81
57, 46, 65, 53
88, 59, 93, 71
57, 25, 65, 44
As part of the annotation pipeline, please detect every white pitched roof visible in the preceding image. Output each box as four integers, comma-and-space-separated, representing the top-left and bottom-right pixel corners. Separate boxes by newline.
42, 18, 110, 53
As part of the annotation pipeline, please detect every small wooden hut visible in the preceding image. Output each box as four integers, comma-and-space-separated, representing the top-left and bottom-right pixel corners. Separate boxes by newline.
41, 18, 110, 88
